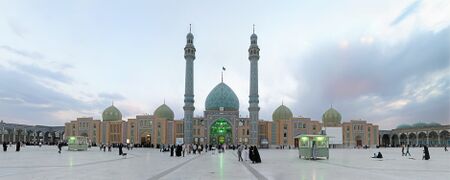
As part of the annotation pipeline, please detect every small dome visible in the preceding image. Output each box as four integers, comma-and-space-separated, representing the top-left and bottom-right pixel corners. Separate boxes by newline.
272, 104, 293, 121
154, 104, 174, 120
102, 105, 122, 121
205, 82, 239, 111
251, 33, 257, 39
397, 124, 412, 129
187, 32, 194, 39
322, 107, 342, 127
412, 122, 428, 128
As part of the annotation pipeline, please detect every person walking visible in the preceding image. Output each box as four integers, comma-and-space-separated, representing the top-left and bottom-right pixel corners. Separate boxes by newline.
58, 142, 62, 154
3, 141, 7, 152
237, 145, 243, 161
444, 144, 448, 152
16, 141, 20, 152
170, 145, 174, 157
249, 146, 255, 163
253, 146, 262, 163
401, 144, 405, 156
243, 146, 248, 161
118, 143, 123, 155
422, 145, 430, 160
405, 144, 411, 156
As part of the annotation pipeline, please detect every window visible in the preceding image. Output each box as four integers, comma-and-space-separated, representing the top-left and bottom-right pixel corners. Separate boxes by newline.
284, 133, 287, 137
247, 129, 249, 135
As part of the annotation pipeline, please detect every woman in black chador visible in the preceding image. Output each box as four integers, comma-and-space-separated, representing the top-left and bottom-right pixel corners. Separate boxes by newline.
16, 141, 20, 152
2, 141, 7, 152
118, 143, 123, 155
423, 145, 430, 160
253, 146, 262, 163
170, 145, 174, 157
176, 145, 182, 157
249, 146, 255, 163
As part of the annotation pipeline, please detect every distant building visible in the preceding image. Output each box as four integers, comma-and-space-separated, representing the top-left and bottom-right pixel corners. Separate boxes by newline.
0, 120, 64, 145
380, 123, 450, 147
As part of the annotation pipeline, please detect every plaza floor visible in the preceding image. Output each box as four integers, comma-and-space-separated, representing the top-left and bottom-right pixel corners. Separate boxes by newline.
0, 146, 449, 180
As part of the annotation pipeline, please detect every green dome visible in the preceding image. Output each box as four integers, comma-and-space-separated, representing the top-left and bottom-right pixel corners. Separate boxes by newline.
102, 105, 122, 121
412, 122, 428, 128
322, 107, 342, 126
205, 82, 239, 111
397, 124, 412, 129
154, 104, 174, 120
272, 104, 293, 121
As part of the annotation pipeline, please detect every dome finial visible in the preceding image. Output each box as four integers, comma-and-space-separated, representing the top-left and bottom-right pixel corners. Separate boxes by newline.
221, 66, 226, 83
112, 100, 114, 106
164, 98, 166, 104
282, 99, 284, 105
189, 24, 191, 33
253, 24, 255, 34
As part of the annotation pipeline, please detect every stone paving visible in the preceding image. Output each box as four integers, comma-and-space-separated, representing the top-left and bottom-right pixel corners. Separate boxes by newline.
0, 146, 449, 180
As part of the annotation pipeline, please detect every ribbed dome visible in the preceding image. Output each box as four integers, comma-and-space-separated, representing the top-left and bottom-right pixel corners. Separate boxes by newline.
102, 105, 122, 121
322, 107, 342, 127
154, 104, 174, 120
272, 104, 293, 121
205, 82, 239, 111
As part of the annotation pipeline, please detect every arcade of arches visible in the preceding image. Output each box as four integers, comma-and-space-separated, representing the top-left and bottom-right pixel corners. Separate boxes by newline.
380, 127, 449, 147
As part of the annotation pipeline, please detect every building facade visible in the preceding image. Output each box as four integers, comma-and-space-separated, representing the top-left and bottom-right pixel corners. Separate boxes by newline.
64, 28, 381, 148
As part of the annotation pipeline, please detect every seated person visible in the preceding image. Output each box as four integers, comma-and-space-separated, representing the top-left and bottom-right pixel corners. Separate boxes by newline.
371, 152, 383, 158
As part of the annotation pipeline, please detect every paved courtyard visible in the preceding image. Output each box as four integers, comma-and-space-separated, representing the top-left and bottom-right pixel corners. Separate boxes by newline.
0, 146, 449, 180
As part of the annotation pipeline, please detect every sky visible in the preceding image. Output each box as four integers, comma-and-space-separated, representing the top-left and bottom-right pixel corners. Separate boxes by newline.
0, 0, 449, 129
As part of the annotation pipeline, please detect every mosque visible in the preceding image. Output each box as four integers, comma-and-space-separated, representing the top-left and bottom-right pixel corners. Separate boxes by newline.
64, 27, 380, 148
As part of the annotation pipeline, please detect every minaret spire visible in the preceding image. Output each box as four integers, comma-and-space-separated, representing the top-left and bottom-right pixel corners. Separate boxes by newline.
183, 24, 196, 145
248, 25, 260, 145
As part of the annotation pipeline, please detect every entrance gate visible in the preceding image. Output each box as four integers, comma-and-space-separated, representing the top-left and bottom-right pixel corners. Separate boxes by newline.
210, 118, 232, 145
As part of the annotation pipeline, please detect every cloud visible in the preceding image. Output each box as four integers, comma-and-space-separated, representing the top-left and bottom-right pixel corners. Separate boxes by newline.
98, 92, 125, 101
391, 0, 422, 26
8, 19, 27, 38
12, 62, 73, 83
291, 27, 449, 129
0, 45, 44, 60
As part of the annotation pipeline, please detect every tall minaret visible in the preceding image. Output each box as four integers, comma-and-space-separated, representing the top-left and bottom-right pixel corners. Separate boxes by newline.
248, 25, 260, 145
183, 25, 195, 145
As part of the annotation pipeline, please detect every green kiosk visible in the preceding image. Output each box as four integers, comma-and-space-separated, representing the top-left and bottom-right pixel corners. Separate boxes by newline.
67, 136, 89, 151
295, 134, 329, 160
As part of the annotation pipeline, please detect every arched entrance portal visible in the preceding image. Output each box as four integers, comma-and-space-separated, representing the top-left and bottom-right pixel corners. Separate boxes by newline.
140, 131, 151, 147
210, 118, 232, 145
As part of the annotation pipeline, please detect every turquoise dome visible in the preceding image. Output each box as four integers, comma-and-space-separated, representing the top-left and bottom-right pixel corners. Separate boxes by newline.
154, 104, 174, 120
322, 107, 342, 126
205, 82, 239, 111
102, 105, 122, 121
272, 104, 293, 121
